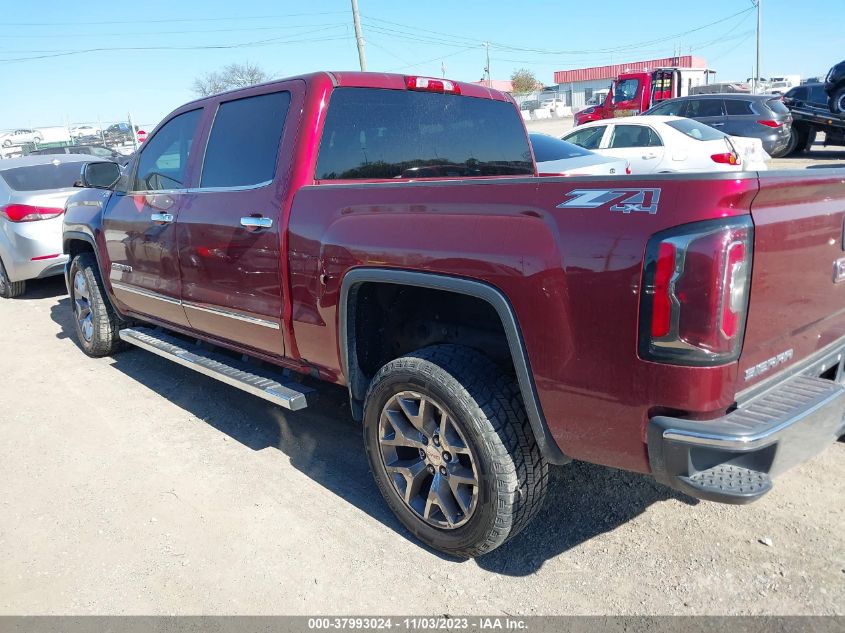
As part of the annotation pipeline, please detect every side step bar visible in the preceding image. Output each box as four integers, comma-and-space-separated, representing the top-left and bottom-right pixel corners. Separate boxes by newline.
119, 327, 310, 411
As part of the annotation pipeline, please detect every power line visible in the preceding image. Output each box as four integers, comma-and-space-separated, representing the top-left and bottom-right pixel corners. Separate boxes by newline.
0, 26, 348, 64
0, 22, 347, 39
0, 11, 349, 27
361, 7, 754, 57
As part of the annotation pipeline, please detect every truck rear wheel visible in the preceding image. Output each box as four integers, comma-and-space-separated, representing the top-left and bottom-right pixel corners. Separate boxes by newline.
0, 257, 26, 299
362, 344, 548, 557
68, 252, 125, 357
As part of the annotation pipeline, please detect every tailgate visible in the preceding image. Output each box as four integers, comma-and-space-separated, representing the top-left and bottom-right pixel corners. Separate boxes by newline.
740, 171, 845, 388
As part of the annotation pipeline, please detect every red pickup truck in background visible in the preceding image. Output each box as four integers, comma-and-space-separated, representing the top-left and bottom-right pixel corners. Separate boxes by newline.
574, 66, 712, 125
62, 71, 845, 557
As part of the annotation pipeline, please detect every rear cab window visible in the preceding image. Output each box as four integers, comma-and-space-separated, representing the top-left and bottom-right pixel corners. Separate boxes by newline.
315, 88, 533, 180
666, 119, 725, 141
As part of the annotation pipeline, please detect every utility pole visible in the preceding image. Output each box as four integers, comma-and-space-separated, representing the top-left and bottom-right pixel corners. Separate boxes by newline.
754, 0, 762, 94
350, 0, 367, 71
483, 42, 491, 87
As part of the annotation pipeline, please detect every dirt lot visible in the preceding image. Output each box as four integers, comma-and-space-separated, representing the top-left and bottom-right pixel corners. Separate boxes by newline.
0, 278, 843, 616
525, 117, 845, 169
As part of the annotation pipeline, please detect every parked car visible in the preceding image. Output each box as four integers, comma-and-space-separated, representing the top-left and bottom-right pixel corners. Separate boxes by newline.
103, 122, 138, 144
1, 129, 43, 148
561, 116, 767, 174
529, 132, 630, 176
642, 94, 792, 158
30, 144, 131, 166
70, 125, 100, 139
0, 155, 96, 298
63, 71, 844, 558
825, 59, 845, 113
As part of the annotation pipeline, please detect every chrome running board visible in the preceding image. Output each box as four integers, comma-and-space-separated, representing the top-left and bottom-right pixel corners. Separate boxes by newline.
119, 327, 309, 411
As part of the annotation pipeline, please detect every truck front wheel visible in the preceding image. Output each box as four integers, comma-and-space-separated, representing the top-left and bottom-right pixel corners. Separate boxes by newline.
68, 252, 125, 357
363, 344, 549, 557
830, 86, 845, 114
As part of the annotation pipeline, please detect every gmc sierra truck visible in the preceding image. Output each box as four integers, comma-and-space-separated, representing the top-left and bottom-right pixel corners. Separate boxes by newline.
62, 71, 845, 558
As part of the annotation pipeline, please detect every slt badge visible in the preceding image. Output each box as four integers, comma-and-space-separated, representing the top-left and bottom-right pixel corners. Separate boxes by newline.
557, 188, 661, 214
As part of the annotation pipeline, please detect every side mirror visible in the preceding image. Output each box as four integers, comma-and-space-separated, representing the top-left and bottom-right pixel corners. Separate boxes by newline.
76, 161, 121, 189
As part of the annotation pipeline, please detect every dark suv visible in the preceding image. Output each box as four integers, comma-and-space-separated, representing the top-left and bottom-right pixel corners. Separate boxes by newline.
643, 94, 793, 157
825, 60, 845, 113
784, 83, 828, 110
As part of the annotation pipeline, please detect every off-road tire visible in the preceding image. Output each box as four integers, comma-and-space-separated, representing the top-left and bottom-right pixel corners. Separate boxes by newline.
829, 86, 845, 114
0, 257, 25, 298
363, 344, 549, 558
68, 252, 125, 357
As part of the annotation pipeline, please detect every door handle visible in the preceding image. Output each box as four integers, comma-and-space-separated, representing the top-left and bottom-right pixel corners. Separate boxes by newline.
710, 123, 725, 127
150, 213, 174, 224
642, 153, 657, 159
240, 216, 273, 230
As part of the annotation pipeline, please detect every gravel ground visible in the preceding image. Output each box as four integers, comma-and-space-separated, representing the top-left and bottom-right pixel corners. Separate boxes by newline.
0, 279, 843, 615
525, 116, 845, 170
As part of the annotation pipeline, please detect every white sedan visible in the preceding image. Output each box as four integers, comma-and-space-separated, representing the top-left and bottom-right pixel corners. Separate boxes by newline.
561, 115, 768, 174
70, 125, 101, 138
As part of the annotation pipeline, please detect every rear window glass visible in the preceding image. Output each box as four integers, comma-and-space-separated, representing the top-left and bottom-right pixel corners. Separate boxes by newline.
0, 162, 83, 191
315, 88, 533, 180
666, 119, 725, 141
725, 99, 755, 115
529, 134, 591, 162
766, 99, 790, 115
201, 91, 291, 188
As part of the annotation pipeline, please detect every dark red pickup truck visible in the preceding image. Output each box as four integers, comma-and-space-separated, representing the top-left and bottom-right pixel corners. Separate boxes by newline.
63, 71, 845, 557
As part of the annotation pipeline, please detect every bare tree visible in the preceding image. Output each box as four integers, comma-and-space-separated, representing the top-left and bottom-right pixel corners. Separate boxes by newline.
191, 62, 272, 97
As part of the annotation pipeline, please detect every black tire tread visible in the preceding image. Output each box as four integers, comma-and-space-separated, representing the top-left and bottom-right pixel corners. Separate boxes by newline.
366, 344, 549, 557
70, 252, 125, 357
0, 257, 25, 299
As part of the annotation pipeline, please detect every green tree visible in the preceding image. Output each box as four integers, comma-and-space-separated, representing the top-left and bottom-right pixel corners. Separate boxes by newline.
510, 68, 541, 94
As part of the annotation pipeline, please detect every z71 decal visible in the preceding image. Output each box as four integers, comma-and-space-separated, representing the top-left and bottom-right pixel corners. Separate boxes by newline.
557, 188, 661, 215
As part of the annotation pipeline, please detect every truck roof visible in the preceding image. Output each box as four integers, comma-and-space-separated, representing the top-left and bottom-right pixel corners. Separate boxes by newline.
180, 71, 513, 108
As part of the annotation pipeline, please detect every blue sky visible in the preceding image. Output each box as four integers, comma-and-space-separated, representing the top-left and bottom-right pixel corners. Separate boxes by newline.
1, 0, 842, 129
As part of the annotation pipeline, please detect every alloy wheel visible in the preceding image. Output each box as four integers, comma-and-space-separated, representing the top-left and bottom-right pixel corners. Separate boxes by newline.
73, 270, 94, 342
378, 391, 479, 529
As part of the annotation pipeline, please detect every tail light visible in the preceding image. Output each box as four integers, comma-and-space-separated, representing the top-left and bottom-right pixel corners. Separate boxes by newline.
405, 76, 461, 95
711, 152, 740, 165
0, 204, 64, 222
756, 119, 783, 128
639, 217, 753, 366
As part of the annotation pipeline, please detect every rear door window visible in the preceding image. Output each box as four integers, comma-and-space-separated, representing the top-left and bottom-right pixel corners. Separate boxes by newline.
725, 99, 755, 115
316, 88, 533, 180
201, 91, 291, 188
564, 126, 607, 150
133, 109, 201, 191
608, 125, 662, 148
686, 99, 725, 117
